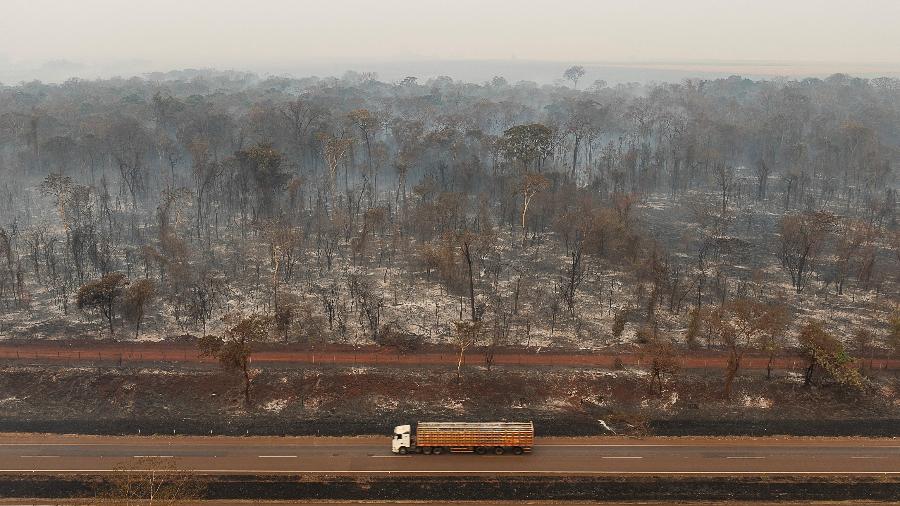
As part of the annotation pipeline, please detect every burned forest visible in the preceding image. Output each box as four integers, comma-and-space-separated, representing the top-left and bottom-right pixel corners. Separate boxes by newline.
0, 70, 897, 421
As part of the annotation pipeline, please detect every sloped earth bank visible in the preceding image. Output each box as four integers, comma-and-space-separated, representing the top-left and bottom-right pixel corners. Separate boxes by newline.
2, 474, 899, 502
0, 364, 897, 437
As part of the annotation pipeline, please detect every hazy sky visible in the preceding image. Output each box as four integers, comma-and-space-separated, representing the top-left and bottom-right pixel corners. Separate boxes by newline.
2, 0, 899, 79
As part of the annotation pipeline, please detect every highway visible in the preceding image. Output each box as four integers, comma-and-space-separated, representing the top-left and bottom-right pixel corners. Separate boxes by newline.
0, 434, 897, 475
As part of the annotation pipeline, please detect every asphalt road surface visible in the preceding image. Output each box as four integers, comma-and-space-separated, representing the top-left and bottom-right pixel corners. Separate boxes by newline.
0, 434, 897, 475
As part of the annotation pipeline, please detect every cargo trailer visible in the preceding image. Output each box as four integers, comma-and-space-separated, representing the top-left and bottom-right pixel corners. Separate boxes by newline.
392, 421, 534, 455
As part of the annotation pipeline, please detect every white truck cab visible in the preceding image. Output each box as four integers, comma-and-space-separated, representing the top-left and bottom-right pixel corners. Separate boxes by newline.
392, 424, 412, 454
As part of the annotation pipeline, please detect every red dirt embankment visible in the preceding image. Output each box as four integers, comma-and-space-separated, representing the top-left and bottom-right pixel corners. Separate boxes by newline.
0, 341, 897, 370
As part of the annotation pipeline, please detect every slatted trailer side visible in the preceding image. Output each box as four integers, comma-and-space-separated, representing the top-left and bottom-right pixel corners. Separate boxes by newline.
413, 421, 534, 454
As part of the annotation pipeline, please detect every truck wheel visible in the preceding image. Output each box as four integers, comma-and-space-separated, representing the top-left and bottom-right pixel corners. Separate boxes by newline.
475, 446, 487, 455
398, 447, 408, 455
494, 446, 505, 455
423, 447, 432, 455
513, 447, 524, 455
432, 446, 443, 455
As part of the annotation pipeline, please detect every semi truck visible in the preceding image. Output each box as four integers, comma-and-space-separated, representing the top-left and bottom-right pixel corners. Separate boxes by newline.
391, 421, 534, 455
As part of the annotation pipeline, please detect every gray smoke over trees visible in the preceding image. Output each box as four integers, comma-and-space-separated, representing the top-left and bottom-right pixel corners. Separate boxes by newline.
0, 70, 896, 388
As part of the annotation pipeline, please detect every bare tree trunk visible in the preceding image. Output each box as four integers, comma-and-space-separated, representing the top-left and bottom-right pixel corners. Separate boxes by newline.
521, 204, 529, 247
723, 350, 741, 399
513, 277, 521, 315
243, 365, 251, 406
463, 242, 476, 321
571, 134, 580, 179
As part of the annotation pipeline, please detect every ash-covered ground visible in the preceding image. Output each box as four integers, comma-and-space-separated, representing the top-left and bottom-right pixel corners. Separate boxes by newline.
0, 362, 896, 437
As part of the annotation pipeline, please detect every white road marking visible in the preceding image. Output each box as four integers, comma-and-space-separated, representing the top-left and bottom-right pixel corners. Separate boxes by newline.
850, 456, 888, 459
601, 456, 643, 459
132, 455, 174, 458
371, 455, 410, 458
726, 456, 765, 459
2, 504, 59, 506
258, 455, 297, 458
538, 444, 680, 447
0, 443, 131, 446
2, 470, 898, 475
19, 455, 59, 458
2, 442, 898, 447
538, 444, 900, 449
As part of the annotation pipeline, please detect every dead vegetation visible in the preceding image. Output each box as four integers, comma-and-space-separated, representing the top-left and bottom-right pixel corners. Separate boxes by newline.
0, 361, 895, 436
0, 72, 897, 430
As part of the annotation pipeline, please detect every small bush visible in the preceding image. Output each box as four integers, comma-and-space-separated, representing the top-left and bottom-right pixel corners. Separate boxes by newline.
375, 322, 422, 353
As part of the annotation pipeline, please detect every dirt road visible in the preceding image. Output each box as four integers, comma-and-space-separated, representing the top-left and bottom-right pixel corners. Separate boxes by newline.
0, 434, 897, 475
0, 342, 897, 370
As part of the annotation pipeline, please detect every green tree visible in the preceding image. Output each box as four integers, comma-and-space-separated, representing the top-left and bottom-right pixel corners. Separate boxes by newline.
797, 320, 864, 390
498, 124, 554, 171
199, 314, 271, 406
